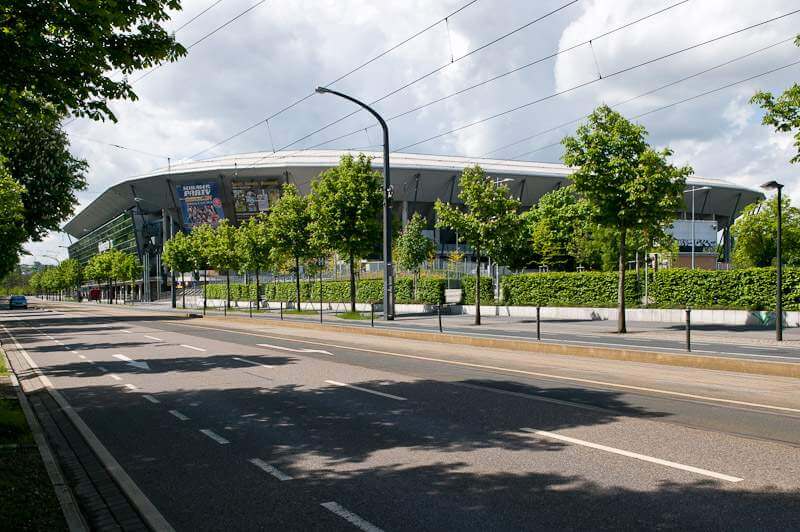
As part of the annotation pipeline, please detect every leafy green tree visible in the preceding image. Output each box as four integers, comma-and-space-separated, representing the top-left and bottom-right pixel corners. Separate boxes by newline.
394, 213, 434, 298
309, 154, 383, 313
435, 165, 522, 325
0, 160, 27, 278
162, 232, 196, 308
731, 195, 800, 268
526, 185, 592, 271
187, 224, 214, 312
28, 271, 42, 296
57, 258, 83, 298
236, 214, 273, 310
205, 220, 240, 310
562, 105, 691, 333
0, 1, 186, 123
85, 250, 120, 303
269, 184, 312, 307
113, 253, 139, 298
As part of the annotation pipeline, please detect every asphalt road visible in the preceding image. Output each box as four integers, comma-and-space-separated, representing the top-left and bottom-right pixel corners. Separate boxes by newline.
3, 305, 800, 531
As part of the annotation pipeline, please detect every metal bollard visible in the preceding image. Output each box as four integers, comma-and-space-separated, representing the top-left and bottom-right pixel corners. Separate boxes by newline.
438, 303, 443, 333
280, 301, 283, 320
536, 306, 541, 341
685, 306, 691, 352
371, 303, 375, 327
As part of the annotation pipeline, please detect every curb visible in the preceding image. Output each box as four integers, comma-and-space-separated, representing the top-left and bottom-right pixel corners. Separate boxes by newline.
202, 315, 800, 379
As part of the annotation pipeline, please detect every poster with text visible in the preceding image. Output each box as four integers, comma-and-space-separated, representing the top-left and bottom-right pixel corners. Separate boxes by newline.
176, 182, 225, 229
231, 179, 281, 221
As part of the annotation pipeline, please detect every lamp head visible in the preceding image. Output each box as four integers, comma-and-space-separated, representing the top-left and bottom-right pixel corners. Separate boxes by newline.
761, 180, 783, 190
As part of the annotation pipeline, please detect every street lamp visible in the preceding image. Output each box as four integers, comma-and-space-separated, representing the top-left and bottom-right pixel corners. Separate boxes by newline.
761, 180, 784, 341
684, 186, 711, 269
315, 86, 395, 320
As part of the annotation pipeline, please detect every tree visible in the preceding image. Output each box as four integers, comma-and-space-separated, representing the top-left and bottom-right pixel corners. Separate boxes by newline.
269, 184, 312, 308
562, 105, 692, 333
0, 160, 27, 278
85, 250, 119, 303
162, 232, 196, 309
187, 224, 214, 313
57, 258, 83, 298
394, 213, 435, 298
236, 214, 273, 311
731, 195, 800, 268
309, 154, 383, 313
751, 36, 800, 163
435, 166, 522, 325
114, 253, 139, 298
205, 220, 240, 311
526, 185, 592, 270
0, 1, 186, 124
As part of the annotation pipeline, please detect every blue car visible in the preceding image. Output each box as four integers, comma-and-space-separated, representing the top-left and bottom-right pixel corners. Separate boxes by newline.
9, 295, 27, 309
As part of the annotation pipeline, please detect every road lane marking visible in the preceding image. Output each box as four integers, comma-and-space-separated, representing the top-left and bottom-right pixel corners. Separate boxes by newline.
97, 366, 107, 372
180, 344, 206, 352
71, 350, 79, 354
113, 353, 150, 370
109, 374, 122, 381
168, 410, 189, 421
172, 324, 800, 415
249, 458, 293, 480
526, 429, 744, 483
321, 502, 384, 532
121, 330, 132, 334
123, 383, 138, 391
233, 357, 272, 368
144, 335, 163, 342
257, 343, 333, 356
324, 380, 407, 401
78, 354, 87, 360
142, 395, 160, 404
199, 429, 229, 445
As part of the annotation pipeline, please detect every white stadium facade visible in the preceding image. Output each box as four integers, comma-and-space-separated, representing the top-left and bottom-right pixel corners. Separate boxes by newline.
64, 150, 763, 295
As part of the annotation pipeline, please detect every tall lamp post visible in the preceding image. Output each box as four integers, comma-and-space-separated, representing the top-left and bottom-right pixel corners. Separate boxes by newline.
761, 180, 784, 341
315, 86, 395, 320
684, 186, 711, 269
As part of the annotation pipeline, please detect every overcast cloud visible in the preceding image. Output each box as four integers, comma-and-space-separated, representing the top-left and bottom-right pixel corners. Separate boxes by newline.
25, 0, 800, 263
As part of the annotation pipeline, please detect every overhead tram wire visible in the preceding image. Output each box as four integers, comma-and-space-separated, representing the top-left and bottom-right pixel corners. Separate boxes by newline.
393, 7, 800, 153
242, 0, 582, 167
70, 134, 172, 160
302, 0, 692, 152
187, 0, 483, 160
513, 58, 800, 161
499, 35, 797, 160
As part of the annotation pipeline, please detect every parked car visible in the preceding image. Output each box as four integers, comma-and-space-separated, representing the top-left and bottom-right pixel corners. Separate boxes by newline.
9, 295, 27, 309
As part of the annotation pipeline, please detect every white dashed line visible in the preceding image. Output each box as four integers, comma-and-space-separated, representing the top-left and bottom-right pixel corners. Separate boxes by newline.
324, 380, 407, 401
144, 335, 163, 342
199, 429, 230, 445
97, 366, 108, 372
527, 429, 743, 483
121, 330, 132, 334
180, 344, 206, 352
142, 395, 160, 404
78, 354, 87, 360
168, 410, 189, 421
71, 350, 79, 354
233, 357, 272, 368
321, 502, 384, 532
123, 383, 138, 391
249, 458, 293, 481
109, 374, 122, 381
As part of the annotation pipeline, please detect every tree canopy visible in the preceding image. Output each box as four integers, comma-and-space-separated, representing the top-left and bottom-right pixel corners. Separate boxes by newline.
731, 195, 800, 268
562, 105, 691, 332
269, 184, 312, 305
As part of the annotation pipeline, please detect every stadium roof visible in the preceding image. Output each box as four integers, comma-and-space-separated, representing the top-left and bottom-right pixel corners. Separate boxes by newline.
63, 150, 764, 238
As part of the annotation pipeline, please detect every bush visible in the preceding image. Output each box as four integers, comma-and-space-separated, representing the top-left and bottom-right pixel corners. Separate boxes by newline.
502, 271, 638, 307
462, 275, 494, 305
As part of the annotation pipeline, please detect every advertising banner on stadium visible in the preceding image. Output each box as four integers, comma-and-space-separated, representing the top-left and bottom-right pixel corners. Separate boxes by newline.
176, 182, 225, 229
231, 179, 281, 221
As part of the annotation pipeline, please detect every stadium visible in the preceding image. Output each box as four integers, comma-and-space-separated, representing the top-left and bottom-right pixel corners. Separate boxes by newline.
64, 150, 763, 296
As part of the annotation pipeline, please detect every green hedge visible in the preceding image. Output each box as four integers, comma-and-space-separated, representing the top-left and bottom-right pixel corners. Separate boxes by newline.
462, 275, 494, 305
501, 268, 800, 310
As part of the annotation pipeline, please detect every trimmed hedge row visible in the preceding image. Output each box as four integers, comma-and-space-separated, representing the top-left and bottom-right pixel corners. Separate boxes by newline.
502, 268, 800, 311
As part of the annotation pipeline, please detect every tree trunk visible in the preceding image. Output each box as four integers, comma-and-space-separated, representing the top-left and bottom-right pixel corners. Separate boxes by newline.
475, 248, 481, 326
203, 269, 207, 315
295, 256, 301, 311
617, 228, 627, 334
255, 268, 260, 311
226, 270, 231, 310
108, 280, 112, 304
182, 272, 186, 309
349, 253, 356, 313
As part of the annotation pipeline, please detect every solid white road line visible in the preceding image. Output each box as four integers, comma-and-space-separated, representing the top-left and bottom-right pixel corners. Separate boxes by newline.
320, 502, 384, 532
174, 324, 800, 415
180, 344, 206, 352
232, 357, 272, 368
142, 395, 160, 404
168, 410, 189, 421
257, 343, 333, 356
109, 374, 122, 381
144, 335, 163, 342
249, 458, 293, 481
527, 429, 744, 483
199, 429, 230, 445
324, 380, 407, 401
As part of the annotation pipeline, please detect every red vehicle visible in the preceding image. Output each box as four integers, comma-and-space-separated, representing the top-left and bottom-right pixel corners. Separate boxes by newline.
88, 288, 102, 301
